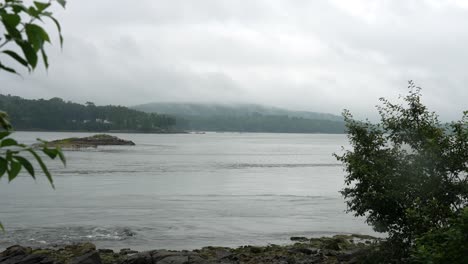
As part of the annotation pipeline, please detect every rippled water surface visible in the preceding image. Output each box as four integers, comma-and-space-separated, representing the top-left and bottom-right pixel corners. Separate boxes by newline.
0, 132, 375, 250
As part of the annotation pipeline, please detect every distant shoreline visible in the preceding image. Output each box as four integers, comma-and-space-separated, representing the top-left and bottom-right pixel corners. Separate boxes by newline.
14, 129, 346, 135
14, 129, 189, 134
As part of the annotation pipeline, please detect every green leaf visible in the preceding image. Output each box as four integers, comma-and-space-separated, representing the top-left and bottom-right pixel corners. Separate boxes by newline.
25, 23, 50, 52
2, 50, 29, 68
1, 13, 20, 27
33, 1, 51, 12
42, 147, 57, 159
6, 150, 12, 161
44, 15, 63, 47
0, 138, 18, 147
18, 42, 38, 68
3, 19, 22, 40
56, 0, 67, 8
8, 160, 21, 181
0, 157, 7, 177
4, 26, 22, 40
11, 4, 28, 14
0, 63, 18, 74
14, 156, 35, 179
57, 147, 66, 166
28, 149, 54, 188
40, 46, 48, 69
0, 222, 3, 232
27, 7, 40, 19
0, 132, 11, 140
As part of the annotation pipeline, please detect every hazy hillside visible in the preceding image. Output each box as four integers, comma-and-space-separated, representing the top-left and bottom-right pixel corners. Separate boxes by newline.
133, 102, 343, 121
133, 102, 345, 133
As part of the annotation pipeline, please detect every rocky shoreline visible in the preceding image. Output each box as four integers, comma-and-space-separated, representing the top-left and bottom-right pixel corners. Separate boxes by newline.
0, 235, 379, 264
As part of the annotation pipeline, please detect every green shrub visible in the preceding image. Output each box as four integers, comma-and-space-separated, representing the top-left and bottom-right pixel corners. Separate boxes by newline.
411, 207, 468, 264
336, 81, 468, 261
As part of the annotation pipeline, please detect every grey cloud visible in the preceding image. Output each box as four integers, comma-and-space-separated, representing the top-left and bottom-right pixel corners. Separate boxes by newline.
1, 0, 467, 121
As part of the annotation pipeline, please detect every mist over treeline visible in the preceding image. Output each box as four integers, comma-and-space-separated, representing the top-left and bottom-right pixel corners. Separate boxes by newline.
0, 94, 346, 133
135, 102, 345, 133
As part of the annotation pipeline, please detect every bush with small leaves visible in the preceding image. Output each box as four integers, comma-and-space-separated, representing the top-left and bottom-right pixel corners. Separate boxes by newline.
411, 207, 468, 264
335, 81, 468, 261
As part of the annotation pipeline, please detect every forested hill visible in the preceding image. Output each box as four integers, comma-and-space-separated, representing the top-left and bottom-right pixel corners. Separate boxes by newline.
133, 102, 346, 134
0, 95, 176, 132
133, 102, 343, 121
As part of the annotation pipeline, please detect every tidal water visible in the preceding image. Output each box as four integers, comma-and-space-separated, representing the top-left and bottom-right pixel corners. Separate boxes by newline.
0, 132, 375, 250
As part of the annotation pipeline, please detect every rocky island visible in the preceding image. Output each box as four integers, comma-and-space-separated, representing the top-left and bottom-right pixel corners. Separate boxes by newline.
43, 134, 135, 148
0, 235, 379, 264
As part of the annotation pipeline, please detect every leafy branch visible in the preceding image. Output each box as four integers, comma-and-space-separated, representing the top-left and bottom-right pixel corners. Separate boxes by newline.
0, 0, 66, 74
0, 0, 66, 231
0, 112, 66, 230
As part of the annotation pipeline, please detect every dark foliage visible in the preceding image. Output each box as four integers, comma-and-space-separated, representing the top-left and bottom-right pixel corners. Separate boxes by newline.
411, 207, 468, 264
0, 94, 176, 132
335, 81, 468, 261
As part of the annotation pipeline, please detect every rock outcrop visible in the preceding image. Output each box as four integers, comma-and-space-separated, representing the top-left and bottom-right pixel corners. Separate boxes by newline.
44, 134, 135, 148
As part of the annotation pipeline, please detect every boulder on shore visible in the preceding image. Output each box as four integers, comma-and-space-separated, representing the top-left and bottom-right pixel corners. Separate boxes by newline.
0, 235, 379, 264
44, 134, 135, 148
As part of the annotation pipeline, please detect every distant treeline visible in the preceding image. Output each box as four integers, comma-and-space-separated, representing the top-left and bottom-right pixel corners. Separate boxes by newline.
175, 114, 346, 133
133, 102, 346, 134
0, 94, 346, 133
0, 95, 176, 132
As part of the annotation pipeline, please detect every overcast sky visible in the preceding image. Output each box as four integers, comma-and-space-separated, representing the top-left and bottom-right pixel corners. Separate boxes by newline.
1, 0, 467, 120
